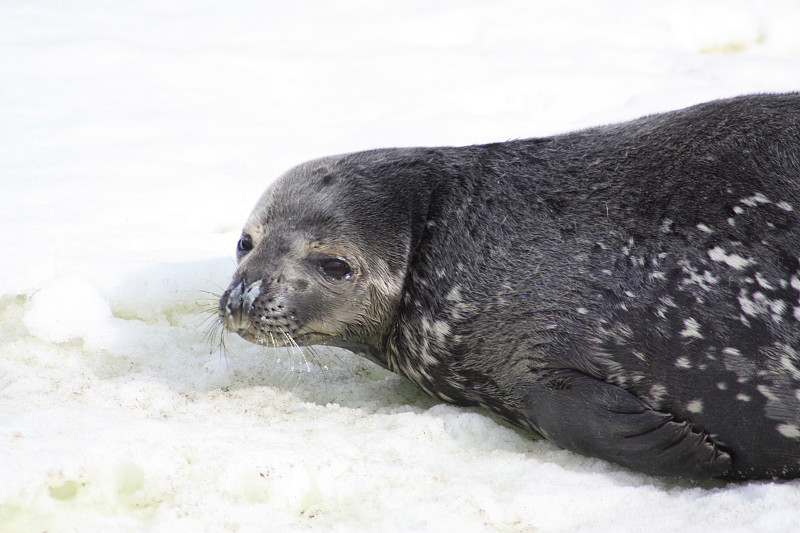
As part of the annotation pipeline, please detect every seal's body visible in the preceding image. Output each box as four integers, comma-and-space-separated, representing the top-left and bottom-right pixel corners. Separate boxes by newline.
220, 94, 800, 479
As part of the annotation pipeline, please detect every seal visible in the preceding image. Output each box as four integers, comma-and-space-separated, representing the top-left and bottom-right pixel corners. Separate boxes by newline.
219, 93, 800, 479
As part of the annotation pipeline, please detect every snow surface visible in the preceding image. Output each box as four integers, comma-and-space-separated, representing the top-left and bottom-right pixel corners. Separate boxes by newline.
2, 1, 800, 531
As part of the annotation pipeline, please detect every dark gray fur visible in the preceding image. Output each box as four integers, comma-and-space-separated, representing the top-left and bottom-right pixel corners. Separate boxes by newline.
220, 93, 800, 479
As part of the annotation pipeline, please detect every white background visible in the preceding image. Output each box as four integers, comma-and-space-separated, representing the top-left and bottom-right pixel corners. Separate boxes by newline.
2, 1, 800, 531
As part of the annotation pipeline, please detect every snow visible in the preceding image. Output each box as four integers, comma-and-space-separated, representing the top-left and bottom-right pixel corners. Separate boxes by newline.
2, 1, 800, 531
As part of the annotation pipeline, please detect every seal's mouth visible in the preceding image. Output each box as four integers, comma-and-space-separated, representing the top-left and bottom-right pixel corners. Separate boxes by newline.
219, 278, 302, 338
292, 331, 333, 344
237, 329, 331, 348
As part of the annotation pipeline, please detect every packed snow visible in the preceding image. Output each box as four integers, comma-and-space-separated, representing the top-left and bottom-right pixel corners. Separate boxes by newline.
2, 1, 800, 531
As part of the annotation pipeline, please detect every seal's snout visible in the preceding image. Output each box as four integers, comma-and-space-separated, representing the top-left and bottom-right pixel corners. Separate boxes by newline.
219, 279, 245, 331
219, 278, 262, 332
218, 273, 307, 344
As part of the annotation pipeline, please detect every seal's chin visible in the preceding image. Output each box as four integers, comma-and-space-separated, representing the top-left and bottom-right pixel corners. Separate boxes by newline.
291, 331, 335, 346
231, 327, 333, 348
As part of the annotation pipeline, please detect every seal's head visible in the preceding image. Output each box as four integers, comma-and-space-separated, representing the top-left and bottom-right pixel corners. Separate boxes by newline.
218, 150, 433, 364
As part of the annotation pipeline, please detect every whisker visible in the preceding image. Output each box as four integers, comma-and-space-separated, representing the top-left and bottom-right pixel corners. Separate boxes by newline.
187, 287, 223, 298
278, 328, 308, 390
265, 331, 287, 377
196, 310, 221, 330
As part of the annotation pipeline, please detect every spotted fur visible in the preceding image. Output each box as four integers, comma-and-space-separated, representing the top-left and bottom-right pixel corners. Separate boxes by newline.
220, 93, 800, 479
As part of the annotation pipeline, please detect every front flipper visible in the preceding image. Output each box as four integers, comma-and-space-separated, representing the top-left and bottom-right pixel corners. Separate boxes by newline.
524, 370, 731, 479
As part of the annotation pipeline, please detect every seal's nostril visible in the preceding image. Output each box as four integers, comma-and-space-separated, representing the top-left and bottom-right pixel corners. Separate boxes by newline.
219, 278, 258, 331
242, 280, 263, 310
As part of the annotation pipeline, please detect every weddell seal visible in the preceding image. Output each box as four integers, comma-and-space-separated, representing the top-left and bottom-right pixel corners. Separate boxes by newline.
218, 93, 800, 480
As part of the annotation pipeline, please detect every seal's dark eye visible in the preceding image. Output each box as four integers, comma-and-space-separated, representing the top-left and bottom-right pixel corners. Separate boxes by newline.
237, 234, 254, 254
319, 258, 352, 280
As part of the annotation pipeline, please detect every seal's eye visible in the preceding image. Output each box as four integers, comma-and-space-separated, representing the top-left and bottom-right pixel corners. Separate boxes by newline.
318, 258, 352, 281
237, 234, 254, 254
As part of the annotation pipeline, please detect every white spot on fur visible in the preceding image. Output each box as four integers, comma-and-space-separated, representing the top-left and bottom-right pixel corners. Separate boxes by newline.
432, 320, 451, 341
708, 246, 755, 270
680, 318, 703, 339
776, 201, 794, 212
602, 359, 631, 387
680, 263, 719, 291
446, 286, 462, 302
696, 223, 713, 233
781, 354, 800, 380
576, 308, 589, 315
660, 219, 674, 233
768, 297, 787, 320
621, 237, 635, 256
723, 347, 742, 357
733, 206, 745, 215
740, 289, 788, 321
648, 384, 668, 409
675, 356, 692, 369
660, 295, 677, 308
736, 393, 752, 402
686, 399, 704, 413
777, 423, 800, 439
740, 192, 771, 207
755, 273, 775, 290
757, 384, 779, 402
738, 290, 758, 317
717, 382, 728, 390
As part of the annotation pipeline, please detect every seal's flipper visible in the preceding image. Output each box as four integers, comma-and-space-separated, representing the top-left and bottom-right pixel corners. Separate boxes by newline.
524, 370, 731, 479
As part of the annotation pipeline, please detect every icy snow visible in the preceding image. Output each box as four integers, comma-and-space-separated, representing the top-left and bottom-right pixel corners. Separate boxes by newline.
2, 1, 800, 532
